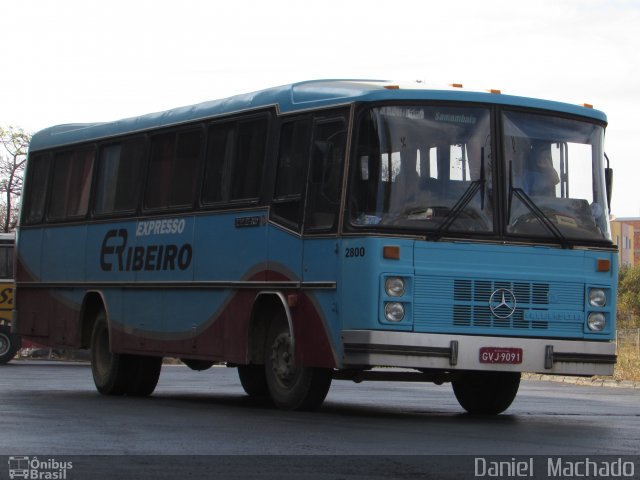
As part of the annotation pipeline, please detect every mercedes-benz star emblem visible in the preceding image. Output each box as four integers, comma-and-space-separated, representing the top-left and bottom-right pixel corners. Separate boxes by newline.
489, 288, 517, 319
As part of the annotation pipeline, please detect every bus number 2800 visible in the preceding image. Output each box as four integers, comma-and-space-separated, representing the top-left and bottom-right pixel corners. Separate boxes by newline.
345, 247, 365, 258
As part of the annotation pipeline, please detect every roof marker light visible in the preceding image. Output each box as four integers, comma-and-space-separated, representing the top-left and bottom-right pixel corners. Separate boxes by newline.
582, 103, 594, 109
488, 89, 502, 94
384, 85, 400, 90
450, 83, 463, 88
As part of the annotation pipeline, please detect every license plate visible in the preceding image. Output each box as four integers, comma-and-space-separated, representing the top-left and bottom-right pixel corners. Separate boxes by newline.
479, 347, 523, 364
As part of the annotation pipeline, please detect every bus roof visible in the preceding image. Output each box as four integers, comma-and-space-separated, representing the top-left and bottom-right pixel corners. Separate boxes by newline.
28, 79, 607, 152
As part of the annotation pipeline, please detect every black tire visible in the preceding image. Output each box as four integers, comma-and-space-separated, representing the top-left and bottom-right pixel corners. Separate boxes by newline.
90, 313, 130, 395
125, 355, 162, 397
238, 364, 269, 397
452, 371, 521, 415
90, 311, 162, 396
264, 313, 332, 410
0, 324, 20, 364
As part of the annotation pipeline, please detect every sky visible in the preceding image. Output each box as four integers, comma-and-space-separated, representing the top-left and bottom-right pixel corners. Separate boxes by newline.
2, 0, 639, 217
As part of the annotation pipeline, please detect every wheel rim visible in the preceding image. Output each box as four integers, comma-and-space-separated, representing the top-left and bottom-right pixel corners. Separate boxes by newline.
0, 333, 10, 357
270, 332, 298, 387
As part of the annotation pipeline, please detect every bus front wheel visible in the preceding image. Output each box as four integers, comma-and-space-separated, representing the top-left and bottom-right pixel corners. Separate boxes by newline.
238, 364, 269, 397
451, 371, 520, 415
90, 313, 162, 396
264, 313, 332, 410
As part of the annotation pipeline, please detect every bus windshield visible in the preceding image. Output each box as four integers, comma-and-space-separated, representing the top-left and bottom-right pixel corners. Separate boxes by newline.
504, 111, 610, 242
349, 105, 610, 244
350, 105, 494, 235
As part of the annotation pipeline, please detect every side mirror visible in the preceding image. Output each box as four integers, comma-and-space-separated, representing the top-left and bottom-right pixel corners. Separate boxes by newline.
604, 154, 613, 212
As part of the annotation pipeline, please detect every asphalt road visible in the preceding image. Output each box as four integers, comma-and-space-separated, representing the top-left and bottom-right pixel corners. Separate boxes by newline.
1, 360, 638, 479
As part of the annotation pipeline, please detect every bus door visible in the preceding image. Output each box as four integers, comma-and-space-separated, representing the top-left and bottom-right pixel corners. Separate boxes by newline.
299, 114, 348, 365
302, 115, 348, 280
268, 112, 347, 365
268, 118, 311, 284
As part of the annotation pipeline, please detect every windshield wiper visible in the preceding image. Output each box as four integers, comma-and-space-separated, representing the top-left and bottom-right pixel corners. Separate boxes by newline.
429, 147, 486, 241
507, 161, 572, 249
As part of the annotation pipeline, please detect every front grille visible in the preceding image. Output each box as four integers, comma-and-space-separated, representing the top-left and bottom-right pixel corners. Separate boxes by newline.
454, 279, 549, 306
414, 276, 584, 337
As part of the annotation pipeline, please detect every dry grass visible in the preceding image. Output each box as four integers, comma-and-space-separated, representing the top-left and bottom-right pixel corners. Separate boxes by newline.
613, 344, 640, 382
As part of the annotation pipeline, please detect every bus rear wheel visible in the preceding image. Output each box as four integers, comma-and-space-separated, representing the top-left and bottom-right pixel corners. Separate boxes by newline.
0, 324, 20, 364
90, 313, 162, 396
264, 313, 332, 410
451, 371, 521, 415
90, 315, 129, 395
125, 355, 162, 396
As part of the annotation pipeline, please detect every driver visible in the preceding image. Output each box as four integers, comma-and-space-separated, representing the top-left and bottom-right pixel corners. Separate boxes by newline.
524, 145, 559, 196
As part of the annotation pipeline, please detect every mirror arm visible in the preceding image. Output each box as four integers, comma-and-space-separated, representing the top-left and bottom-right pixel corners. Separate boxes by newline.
604, 153, 613, 213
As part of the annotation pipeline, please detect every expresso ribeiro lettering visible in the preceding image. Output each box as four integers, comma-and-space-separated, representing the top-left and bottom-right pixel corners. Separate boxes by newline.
100, 228, 192, 272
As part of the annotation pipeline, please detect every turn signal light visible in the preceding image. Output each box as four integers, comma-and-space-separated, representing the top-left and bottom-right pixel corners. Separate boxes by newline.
596, 259, 611, 272
383, 246, 401, 260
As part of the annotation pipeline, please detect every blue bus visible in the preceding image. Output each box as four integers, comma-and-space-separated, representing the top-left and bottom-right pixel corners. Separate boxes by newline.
15, 80, 617, 413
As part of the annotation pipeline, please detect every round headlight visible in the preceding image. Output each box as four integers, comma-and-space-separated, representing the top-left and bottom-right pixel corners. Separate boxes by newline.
385, 277, 405, 297
384, 302, 405, 322
589, 289, 607, 307
587, 312, 606, 331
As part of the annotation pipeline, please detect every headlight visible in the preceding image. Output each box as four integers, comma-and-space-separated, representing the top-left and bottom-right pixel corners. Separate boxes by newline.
384, 302, 405, 322
385, 277, 405, 297
587, 312, 606, 331
589, 288, 607, 307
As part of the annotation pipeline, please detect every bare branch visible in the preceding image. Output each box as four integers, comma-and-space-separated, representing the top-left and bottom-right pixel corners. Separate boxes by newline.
0, 125, 31, 232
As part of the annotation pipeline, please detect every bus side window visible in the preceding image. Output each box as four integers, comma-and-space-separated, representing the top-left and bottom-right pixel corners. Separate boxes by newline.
94, 138, 146, 215
202, 116, 268, 205
22, 153, 52, 225
145, 129, 203, 210
49, 148, 95, 220
232, 118, 267, 201
271, 119, 311, 230
449, 144, 470, 181
0, 245, 12, 279
173, 130, 203, 206
146, 133, 176, 209
305, 117, 347, 232
203, 123, 235, 204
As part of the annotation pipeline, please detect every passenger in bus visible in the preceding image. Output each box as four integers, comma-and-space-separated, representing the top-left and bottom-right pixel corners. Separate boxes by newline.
389, 161, 421, 213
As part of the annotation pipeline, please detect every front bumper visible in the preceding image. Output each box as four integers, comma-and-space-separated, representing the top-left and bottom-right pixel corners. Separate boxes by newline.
342, 330, 616, 376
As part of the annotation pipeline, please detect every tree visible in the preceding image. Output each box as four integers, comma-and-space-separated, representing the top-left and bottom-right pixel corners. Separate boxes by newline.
0, 126, 30, 232
617, 264, 640, 329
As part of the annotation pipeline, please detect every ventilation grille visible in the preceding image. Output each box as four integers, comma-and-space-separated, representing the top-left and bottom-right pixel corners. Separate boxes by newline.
453, 279, 549, 305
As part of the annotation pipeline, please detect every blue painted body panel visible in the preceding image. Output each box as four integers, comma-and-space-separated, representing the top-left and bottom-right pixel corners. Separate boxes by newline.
339, 237, 617, 342
17, 212, 338, 351
21, 211, 269, 329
